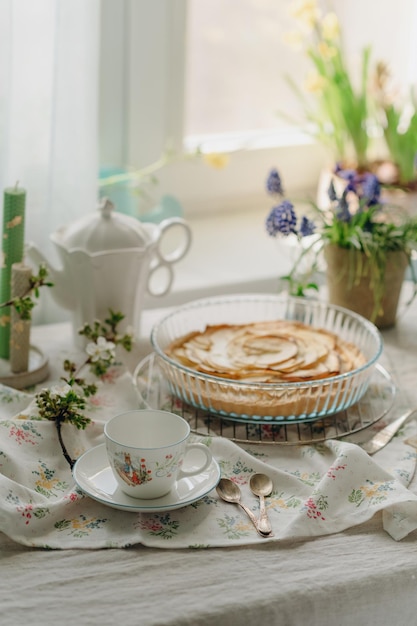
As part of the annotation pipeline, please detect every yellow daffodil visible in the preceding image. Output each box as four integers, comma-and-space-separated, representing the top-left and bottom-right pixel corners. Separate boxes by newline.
318, 41, 337, 59
304, 71, 326, 94
283, 0, 417, 185
290, 0, 320, 30
203, 153, 230, 169
321, 12, 340, 41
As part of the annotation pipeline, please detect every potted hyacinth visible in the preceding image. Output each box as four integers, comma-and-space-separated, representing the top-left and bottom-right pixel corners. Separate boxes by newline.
284, 1, 417, 203
265, 168, 417, 328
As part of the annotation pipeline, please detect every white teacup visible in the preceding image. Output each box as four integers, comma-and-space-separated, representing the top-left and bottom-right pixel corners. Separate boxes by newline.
104, 409, 213, 499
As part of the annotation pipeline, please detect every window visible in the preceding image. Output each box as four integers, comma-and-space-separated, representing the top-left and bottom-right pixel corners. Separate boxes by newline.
184, 0, 308, 138
99, 0, 324, 219
99, 0, 417, 218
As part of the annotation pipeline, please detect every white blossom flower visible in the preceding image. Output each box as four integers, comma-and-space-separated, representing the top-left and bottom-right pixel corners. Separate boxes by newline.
48, 383, 73, 398
86, 336, 116, 363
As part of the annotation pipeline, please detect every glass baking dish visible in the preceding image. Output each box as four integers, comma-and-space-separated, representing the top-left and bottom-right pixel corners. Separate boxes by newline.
150, 294, 383, 423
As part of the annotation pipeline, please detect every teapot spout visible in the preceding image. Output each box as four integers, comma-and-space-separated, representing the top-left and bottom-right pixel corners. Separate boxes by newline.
26, 242, 75, 311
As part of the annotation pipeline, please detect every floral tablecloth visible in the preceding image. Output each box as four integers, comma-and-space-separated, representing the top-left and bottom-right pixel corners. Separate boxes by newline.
1, 366, 417, 549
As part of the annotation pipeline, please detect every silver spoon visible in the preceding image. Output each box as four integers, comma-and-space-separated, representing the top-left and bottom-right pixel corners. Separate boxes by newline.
249, 473, 273, 535
216, 478, 271, 538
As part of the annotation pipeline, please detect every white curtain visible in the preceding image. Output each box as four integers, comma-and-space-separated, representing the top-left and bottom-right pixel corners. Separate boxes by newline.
0, 0, 100, 323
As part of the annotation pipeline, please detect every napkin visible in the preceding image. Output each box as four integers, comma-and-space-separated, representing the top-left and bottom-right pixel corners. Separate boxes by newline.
0, 368, 416, 549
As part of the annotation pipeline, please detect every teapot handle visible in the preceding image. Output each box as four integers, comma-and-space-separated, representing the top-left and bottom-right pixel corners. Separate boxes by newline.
147, 218, 192, 297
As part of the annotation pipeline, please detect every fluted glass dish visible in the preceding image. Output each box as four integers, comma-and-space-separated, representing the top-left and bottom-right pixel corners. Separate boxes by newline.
150, 295, 383, 423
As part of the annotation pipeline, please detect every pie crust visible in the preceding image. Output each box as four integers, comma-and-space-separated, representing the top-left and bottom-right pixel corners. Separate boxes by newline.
161, 320, 367, 418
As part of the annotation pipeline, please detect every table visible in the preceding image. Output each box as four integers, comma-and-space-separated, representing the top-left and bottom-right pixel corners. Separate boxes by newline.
2, 303, 417, 626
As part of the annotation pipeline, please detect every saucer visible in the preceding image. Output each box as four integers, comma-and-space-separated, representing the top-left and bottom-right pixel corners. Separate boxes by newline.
73, 444, 221, 513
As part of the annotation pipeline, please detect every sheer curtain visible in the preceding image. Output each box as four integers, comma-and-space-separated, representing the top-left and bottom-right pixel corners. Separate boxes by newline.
0, 0, 100, 323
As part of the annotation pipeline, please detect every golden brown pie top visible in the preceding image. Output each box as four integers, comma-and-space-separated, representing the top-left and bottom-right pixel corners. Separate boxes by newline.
165, 319, 366, 383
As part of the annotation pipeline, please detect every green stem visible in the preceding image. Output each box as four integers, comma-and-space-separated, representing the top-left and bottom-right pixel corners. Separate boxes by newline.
98, 154, 171, 188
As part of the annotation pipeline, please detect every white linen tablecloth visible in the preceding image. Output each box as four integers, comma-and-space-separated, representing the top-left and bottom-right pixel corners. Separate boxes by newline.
2, 312, 417, 626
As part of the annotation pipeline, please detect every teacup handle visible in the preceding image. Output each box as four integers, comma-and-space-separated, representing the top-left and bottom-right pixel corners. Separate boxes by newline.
178, 443, 212, 479
147, 218, 192, 297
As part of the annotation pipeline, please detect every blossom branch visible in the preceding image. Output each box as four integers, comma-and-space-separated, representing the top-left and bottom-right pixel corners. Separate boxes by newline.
35, 310, 134, 468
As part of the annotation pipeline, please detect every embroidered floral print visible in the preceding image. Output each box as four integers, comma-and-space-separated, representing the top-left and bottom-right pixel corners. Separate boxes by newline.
3, 420, 42, 446
0, 377, 416, 549
55, 515, 108, 538
217, 513, 253, 539
348, 480, 395, 507
304, 495, 329, 520
134, 514, 180, 539
32, 462, 69, 497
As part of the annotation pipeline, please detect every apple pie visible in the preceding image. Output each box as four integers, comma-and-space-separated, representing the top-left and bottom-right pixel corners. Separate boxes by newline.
161, 319, 367, 418
165, 319, 366, 383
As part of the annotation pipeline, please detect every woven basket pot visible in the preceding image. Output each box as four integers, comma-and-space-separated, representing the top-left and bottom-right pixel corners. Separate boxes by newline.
324, 244, 409, 329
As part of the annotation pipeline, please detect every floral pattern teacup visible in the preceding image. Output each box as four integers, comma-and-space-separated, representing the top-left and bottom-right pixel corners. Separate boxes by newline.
104, 409, 212, 499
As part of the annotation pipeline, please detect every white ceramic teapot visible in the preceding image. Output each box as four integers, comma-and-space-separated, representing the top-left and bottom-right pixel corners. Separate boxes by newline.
27, 199, 192, 346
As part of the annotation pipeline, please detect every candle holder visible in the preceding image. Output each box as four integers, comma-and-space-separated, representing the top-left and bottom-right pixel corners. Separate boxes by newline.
10, 262, 32, 373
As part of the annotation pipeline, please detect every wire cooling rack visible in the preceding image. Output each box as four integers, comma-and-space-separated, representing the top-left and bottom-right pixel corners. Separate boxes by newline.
134, 356, 395, 446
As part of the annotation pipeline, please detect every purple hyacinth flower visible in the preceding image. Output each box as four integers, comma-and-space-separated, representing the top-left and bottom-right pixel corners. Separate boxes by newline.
266, 200, 297, 236
299, 215, 315, 237
361, 173, 381, 205
266, 168, 284, 195
335, 167, 357, 182
335, 167, 359, 194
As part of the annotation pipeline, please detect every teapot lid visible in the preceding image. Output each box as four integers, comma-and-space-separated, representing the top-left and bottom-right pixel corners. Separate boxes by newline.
55, 198, 153, 252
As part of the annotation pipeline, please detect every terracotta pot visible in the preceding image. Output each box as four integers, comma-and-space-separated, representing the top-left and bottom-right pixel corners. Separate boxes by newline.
324, 244, 409, 329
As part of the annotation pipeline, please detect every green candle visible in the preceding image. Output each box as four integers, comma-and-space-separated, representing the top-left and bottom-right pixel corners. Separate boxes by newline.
0, 184, 26, 358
